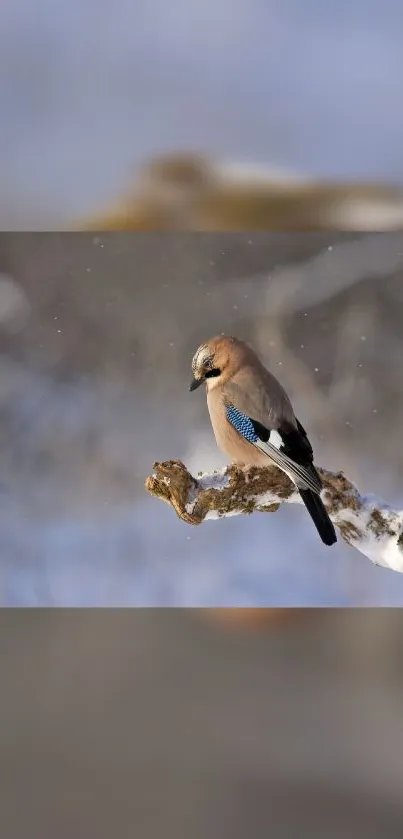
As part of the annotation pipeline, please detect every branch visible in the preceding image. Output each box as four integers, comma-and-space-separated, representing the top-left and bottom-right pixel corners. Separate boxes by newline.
145, 461, 403, 573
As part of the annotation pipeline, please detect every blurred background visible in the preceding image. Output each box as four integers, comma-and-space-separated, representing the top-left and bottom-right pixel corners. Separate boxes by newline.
2, 0, 403, 228
1, 231, 403, 605
1, 609, 403, 837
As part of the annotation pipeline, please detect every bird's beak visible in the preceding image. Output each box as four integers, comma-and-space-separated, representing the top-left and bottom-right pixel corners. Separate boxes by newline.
189, 376, 203, 392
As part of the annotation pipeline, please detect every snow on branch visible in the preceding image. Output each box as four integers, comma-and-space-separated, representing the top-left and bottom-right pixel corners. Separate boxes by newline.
145, 460, 403, 573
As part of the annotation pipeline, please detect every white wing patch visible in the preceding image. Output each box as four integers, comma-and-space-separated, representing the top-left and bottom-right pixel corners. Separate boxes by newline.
269, 429, 283, 451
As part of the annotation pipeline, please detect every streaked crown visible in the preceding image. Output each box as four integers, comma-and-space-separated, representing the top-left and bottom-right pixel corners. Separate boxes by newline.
191, 343, 214, 374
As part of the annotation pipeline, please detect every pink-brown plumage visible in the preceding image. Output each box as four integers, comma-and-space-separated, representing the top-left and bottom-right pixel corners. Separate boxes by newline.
189, 335, 337, 546
191, 336, 295, 465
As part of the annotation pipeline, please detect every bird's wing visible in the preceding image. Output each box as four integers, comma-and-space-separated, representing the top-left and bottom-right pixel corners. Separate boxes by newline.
223, 378, 322, 493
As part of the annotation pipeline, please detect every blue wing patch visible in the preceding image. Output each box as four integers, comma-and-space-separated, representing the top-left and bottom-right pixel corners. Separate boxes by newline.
226, 404, 259, 443
225, 403, 322, 493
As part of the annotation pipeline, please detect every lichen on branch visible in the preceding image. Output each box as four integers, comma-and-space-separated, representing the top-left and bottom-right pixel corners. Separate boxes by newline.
145, 460, 403, 573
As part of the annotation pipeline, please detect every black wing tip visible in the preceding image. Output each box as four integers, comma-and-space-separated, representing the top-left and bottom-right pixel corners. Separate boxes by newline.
321, 529, 338, 547
299, 488, 337, 547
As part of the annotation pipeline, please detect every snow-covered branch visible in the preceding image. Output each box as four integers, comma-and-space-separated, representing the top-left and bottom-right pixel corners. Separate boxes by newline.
145, 460, 403, 573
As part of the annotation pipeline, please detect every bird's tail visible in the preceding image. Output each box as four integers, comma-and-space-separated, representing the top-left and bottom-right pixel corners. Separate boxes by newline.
298, 488, 337, 546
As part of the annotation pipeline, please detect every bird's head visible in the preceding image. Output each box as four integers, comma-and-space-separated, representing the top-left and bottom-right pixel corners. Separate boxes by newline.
189, 335, 248, 392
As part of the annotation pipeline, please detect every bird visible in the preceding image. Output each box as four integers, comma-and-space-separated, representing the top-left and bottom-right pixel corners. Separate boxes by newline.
189, 335, 337, 547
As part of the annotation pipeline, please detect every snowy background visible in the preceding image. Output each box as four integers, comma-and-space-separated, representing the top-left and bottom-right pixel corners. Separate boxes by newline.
1, 0, 403, 226
1, 231, 403, 605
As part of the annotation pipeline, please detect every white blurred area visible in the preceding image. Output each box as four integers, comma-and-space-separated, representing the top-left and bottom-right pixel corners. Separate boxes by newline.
1, 231, 403, 605
0, 274, 31, 331
1, 0, 403, 227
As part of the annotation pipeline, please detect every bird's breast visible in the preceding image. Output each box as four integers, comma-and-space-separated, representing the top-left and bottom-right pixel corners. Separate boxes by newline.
206, 390, 271, 466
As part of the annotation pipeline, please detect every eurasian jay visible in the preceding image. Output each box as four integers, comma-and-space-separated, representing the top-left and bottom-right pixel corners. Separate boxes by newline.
189, 335, 337, 546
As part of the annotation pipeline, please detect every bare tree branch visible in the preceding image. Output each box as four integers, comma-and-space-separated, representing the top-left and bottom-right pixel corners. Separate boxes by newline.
145, 460, 403, 573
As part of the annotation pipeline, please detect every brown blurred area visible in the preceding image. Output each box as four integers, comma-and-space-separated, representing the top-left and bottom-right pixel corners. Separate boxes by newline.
202, 607, 309, 629
82, 153, 403, 232
1, 609, 403, 838
2, 1, 403, 230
